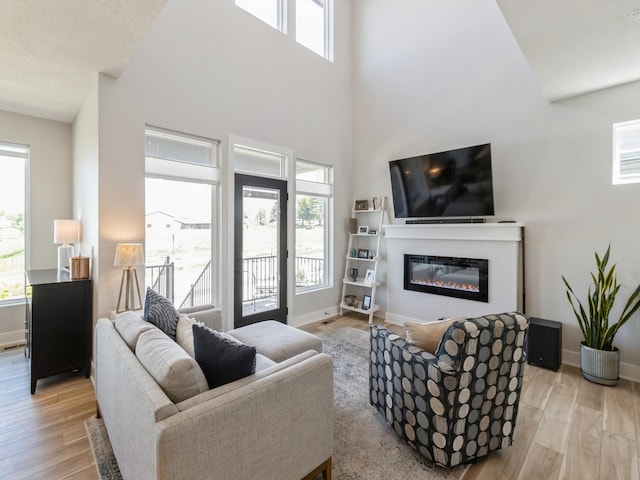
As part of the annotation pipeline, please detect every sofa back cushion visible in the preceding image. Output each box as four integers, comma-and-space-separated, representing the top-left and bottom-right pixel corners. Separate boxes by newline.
136, 327, 209, 403
115, 311, 156, 350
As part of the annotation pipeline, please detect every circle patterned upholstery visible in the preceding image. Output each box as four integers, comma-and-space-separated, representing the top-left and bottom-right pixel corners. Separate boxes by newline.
369, 312, 529, 467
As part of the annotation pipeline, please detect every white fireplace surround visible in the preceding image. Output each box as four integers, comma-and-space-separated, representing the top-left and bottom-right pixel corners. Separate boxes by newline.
383, 223, 524, 325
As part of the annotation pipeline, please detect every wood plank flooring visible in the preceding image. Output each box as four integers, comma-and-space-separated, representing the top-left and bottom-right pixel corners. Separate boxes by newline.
1, 314, 639, 480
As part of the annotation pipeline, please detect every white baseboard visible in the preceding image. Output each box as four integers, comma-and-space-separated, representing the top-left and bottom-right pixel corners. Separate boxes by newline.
290, 306, 340, 327
561, 348, 640, 383
0, 329, 25, 350
385, 312, 419, 326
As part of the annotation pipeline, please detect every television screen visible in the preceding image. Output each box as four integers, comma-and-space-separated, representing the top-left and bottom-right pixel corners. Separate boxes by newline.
389, 143, 495, 219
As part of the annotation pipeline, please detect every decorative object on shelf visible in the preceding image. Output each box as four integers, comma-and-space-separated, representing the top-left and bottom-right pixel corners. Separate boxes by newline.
344, 295, 357, 307
369, 229, 377, 235
354, 199, 368, 211
368, 250, 376, 259
349, 268, 358, 282
114, 243, 145, 313
54, 219, 80, 271
351, 248, 357, 257
362, 294, 372, 311
364, 269, 375, 285
357, 249, 369, 259
358, 225, 369, 234
562, 244, 640, 386
349, 218, 358, 234
372, 197, 378, 210
70, 256, 90, 279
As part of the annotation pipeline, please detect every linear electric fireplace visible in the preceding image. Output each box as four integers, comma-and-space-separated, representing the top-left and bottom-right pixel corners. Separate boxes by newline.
404, 254, 489, 302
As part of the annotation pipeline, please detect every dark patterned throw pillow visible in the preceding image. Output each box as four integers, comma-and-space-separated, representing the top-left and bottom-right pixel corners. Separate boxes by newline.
193, 324, 256, 389
143, 287, 179, 340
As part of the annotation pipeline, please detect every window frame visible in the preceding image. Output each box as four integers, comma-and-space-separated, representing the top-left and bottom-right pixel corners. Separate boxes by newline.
295, 0, 334, 61
0, 141, 28, 306
613, 119, 640, 185
295, 159, 333, 294
235, 0, 287, 33
144, 126, 221, 308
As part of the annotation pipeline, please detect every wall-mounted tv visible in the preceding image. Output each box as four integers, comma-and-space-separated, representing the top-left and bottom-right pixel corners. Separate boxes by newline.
389, 143, 495, 219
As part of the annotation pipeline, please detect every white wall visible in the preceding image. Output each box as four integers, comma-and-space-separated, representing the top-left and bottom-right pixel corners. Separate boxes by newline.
352, 0, 640, 371
0, 110, 72, 345
84, 0, 353, 326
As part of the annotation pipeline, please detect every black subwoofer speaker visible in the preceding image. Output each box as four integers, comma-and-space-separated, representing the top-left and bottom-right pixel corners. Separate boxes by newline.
526, 317, 562, 371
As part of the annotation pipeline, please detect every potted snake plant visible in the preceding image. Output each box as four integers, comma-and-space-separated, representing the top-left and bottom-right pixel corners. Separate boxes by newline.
562, 245, 640, 385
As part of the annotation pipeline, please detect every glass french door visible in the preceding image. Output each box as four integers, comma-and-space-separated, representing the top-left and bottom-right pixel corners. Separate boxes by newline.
234, 174, 287, 327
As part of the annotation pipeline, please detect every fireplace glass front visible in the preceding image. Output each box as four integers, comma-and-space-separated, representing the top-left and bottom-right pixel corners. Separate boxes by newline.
404, 254, 489, 302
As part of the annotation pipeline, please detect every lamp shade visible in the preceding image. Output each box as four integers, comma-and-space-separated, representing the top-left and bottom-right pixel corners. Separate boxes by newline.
53, 219, 80, 244
114, 243, 145, 267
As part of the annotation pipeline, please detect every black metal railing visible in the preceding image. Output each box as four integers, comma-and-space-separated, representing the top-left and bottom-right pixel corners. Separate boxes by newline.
179, 260, 212, 309
242, 255, 325, 302
145, 256, 174, 303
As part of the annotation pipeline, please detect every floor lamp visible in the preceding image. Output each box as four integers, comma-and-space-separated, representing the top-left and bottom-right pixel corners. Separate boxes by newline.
114, 243, 144, 313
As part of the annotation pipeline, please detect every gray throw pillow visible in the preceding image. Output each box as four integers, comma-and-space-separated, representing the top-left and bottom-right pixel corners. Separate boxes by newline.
143, 287, 179, 340
193, 324, 256, 389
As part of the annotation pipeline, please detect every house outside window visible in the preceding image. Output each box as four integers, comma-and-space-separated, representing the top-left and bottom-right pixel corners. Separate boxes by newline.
613, 119, 640, 185
145, 127, 220, 308
0, 142, 28, 304
295, 159, 332, 292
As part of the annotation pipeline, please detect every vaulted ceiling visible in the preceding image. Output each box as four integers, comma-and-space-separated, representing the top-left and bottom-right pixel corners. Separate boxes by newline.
0, 1, 639, 123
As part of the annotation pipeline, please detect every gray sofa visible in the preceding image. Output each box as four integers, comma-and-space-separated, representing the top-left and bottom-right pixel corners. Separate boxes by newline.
95, 313, 334, 480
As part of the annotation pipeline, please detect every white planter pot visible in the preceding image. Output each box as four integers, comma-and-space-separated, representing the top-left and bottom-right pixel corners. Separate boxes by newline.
580, 342, 620, 386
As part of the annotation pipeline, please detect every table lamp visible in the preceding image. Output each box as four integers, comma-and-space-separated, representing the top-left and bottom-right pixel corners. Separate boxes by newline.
114, 243, 144, 313
54, 219, 80, 271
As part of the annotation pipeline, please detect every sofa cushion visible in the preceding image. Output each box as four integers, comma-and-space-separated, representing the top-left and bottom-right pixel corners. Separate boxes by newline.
136, 327, 209, 403
404, 316, 466, 354
179, 304, 223, 331
193, 324, 257, 389
176, 314, 202, 358
143, 288, 179, 340
115, 310, 156, 350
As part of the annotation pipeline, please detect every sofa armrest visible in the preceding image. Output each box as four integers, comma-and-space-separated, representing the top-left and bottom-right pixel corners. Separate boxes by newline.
155, 352, 334, 480
178, 304, 222, 331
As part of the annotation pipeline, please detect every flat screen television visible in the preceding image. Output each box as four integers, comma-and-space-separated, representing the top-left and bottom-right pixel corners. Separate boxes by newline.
389, 143, 495, 219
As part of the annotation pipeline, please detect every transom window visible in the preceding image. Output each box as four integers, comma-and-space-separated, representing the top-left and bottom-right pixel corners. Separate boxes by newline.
296, 0, 333, 60
613, 119, 640, 185
235, 0, 286, 32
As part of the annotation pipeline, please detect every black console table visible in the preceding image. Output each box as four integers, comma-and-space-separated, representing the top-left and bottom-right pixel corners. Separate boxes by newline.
25, 269, 92, 394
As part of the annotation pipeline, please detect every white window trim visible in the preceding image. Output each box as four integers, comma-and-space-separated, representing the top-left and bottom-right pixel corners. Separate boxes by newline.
144, 127, 221, 309
0, 141, 28, 306
613, 119, 640, 185
295, 159, 333, 294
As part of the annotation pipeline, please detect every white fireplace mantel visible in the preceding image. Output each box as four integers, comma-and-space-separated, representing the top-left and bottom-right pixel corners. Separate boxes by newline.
383, 223, 524, 242
381, 222, 525, 325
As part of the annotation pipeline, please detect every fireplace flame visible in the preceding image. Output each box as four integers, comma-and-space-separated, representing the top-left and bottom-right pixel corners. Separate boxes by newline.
410, 279, 480, 293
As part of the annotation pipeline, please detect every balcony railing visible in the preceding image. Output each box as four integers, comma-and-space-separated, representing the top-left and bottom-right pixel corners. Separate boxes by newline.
145, 256, 174, 303
145, 255, 324, 309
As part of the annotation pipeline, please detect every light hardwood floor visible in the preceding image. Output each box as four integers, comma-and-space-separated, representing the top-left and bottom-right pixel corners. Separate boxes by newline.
1, 314, 638, 480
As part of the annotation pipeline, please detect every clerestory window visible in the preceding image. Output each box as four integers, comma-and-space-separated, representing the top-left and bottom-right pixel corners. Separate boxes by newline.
613, 119, 640, 185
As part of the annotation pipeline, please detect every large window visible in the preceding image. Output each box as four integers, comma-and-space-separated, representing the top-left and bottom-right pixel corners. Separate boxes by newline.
0, 142, 27, 304
295, 159, 332, 292
235, 0, 286, 32
296, 0, 333, 60
613, 119, 640, 185
145, 127, 219, 308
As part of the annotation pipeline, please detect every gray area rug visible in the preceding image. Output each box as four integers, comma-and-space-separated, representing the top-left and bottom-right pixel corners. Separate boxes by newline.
84, 327, 467, 480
